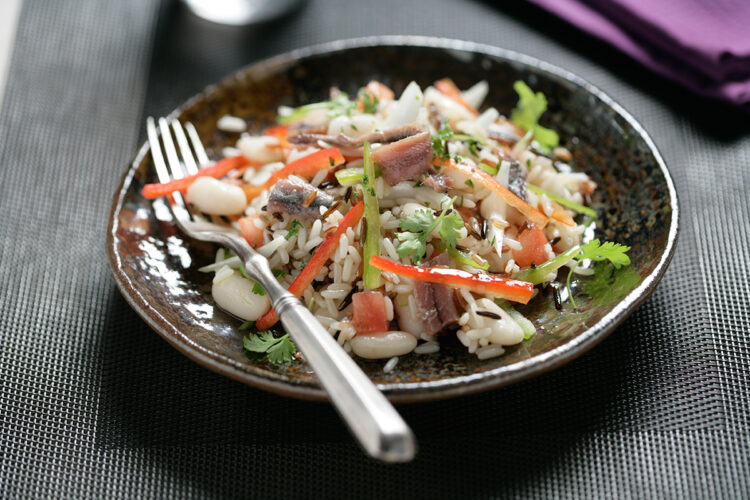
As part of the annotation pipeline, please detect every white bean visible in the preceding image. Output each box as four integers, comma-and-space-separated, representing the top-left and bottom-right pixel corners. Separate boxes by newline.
350, 331, 417, 359
211, 271, 270, 321
185, 177, 247, 215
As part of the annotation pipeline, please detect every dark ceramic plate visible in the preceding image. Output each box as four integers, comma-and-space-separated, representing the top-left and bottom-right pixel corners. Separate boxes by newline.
107, 37, 679, 402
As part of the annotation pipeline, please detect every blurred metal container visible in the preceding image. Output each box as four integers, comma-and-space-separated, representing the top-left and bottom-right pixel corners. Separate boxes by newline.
182, 0, 304, 26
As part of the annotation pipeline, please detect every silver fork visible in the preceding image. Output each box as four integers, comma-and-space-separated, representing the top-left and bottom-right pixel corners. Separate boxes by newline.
146, 117, 416, 462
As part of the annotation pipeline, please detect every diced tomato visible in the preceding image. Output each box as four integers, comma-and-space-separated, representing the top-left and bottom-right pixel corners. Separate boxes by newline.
513, 224, 550, 268
352, 290, 389, 335
238, 215, 265, 248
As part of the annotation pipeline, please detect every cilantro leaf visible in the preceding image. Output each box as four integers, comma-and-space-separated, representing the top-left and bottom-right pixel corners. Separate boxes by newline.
439, 212, 463, 249
582, 262, 642, 306
266, 336, 297, 363
251, 269, 286, 296
431, 126, 487, 161
510, 80, 559, 152
278, 93, 355, 125
566, 239, 632, 309
400, 209, 435, 234
396, 197, 467, 265
578, 239, 632, 268
431, 125, 453, 160
511, 81, 548, 131
285, 219, 301, 240
243, 331, 296, 364
360, 89, 380, 114
396, 227, 428, 263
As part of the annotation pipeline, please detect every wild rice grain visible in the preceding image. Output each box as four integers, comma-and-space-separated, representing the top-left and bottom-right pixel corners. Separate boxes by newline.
476, 310, 501, 320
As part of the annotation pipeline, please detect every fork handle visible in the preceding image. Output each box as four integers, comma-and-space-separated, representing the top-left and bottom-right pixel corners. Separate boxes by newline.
257, 271, 417, 462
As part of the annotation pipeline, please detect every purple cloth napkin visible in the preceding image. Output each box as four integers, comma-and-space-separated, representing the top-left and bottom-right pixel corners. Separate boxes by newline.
528, 0, 750, 106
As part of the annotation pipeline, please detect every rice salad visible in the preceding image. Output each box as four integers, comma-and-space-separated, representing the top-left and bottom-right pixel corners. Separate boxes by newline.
142, 78, 631, 367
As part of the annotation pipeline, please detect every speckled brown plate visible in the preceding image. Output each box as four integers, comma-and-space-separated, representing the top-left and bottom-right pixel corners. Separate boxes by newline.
107, 37, 679, 402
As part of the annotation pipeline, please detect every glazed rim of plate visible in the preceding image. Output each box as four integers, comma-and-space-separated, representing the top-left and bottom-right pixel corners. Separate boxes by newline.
108, 36, 680, 402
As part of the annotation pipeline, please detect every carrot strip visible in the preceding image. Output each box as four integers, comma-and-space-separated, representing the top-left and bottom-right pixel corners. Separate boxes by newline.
242, 148, 345, 201
434, 78, 480, 117
141, 155, 253, 200
256, 201, 365, 330
540, 201, 575, 227
435, 158, 549, 228
356, 80, 395, 112
369, 256, 534, 304
263, 125, 290, 148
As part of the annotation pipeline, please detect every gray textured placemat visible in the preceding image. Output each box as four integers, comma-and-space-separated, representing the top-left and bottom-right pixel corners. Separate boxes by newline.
0, 0, 748, 497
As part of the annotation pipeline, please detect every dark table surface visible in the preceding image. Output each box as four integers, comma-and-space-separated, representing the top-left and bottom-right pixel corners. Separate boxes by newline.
1, 0, 748, 497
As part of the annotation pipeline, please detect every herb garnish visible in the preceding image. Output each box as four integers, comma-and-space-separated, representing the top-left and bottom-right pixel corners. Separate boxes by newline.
430, 125, 486, 161
251, 269, 287, 296
285, 219, 301, 240
360, 90, 380, 114
567, 239, 631, 308
396, 197, 462, 264
243, 331, 296, 364
279, 93, 355, 125
510, 81, 559, 152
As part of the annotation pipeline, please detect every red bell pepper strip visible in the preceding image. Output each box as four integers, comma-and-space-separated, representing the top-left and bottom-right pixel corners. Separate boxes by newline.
435, 157, 549, 228
141, 155, 253, 200
369, 255, 534, 304
242, 148, 345, 201
434, 78, 480, 117
255, 201, 365, 330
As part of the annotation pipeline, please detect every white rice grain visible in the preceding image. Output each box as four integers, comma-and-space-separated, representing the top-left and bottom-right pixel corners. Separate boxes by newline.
414, 341, 440, 354
503, 237, 522, 251
382, 238, 399, 260
304, 237, 323, 252
476, 345, 505, 360
458, 312, 470, 326
383, 356, 399, 373
466, 327, 492, 340
217, 115, 247, 133
258, 236, 286, 257
310, 169, 328, 187
321, 288, 350, 300
457, 330, 470, 347
384, 295, 394, 321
